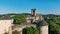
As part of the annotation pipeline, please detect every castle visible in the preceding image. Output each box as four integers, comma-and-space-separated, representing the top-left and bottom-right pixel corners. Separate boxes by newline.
0, 9, 48, 34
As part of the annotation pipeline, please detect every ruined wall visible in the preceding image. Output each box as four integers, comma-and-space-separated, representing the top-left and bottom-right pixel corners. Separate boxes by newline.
12, 24, 36, 34
0, 19, 13, 34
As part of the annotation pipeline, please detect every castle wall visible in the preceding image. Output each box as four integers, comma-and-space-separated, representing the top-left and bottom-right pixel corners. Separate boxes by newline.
26, 16, 31, 23
0, 19, 13, 34
12, 24, 36, 34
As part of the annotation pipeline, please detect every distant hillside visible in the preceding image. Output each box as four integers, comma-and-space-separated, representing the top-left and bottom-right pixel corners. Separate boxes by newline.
0, 13, 60, 19
42, 14, 60, 18
42, 14, 60, 20
42, 14, 60, 17
0, 13, 32, 19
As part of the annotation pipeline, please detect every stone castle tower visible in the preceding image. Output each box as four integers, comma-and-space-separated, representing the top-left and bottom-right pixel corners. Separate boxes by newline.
31, 8, 48, 34
31, 8, 43, 22
31, 9, 36, 16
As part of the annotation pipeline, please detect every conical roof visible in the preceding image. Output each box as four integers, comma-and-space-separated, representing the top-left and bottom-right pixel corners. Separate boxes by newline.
37, 20, 48, 26
40, 20, 48, 26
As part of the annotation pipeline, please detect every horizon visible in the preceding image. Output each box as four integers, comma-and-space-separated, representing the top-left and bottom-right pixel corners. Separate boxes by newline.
0, 13, 60, 15
0, 0, 60, 15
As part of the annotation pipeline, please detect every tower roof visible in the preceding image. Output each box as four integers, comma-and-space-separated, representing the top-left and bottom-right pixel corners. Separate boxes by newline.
37, 20, 48, 26
40, 20, 48, 26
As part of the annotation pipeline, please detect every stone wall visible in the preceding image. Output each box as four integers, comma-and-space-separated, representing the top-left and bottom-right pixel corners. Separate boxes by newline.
0, 19, 13, 34
12, 24, 36, 34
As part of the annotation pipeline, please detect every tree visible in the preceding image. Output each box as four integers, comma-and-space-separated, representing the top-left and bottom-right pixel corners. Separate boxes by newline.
26, 27, 30, 34
13, 14, 27, 24
31, 26, 39, 34
45, 16, 60, 34
26, 26, 39, 34
26, 27, 33, 34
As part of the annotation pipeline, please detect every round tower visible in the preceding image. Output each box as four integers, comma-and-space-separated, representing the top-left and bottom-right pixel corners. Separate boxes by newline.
40, 20, 48, 34
37, 20, 48, 34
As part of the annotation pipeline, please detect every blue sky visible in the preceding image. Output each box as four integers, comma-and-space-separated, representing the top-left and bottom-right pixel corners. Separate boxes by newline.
0, 0, 60, 15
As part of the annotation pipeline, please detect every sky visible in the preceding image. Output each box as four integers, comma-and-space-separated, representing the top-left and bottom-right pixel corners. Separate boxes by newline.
0, 0, 60, 15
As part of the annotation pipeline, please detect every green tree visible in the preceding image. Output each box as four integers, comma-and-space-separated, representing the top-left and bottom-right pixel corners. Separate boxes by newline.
13, 14, 27, 24
26, 26, 39, 34
31, 26, 39, 34
45, 16, 60, 34
26, 27, 30, 34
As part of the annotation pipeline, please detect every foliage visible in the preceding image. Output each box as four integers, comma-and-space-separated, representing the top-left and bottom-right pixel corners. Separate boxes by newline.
4, 32, 8, 34
12, 30, 20, 34
13, 14, 27, 24
26, 26, 39, 34
45, 16, 60, 34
